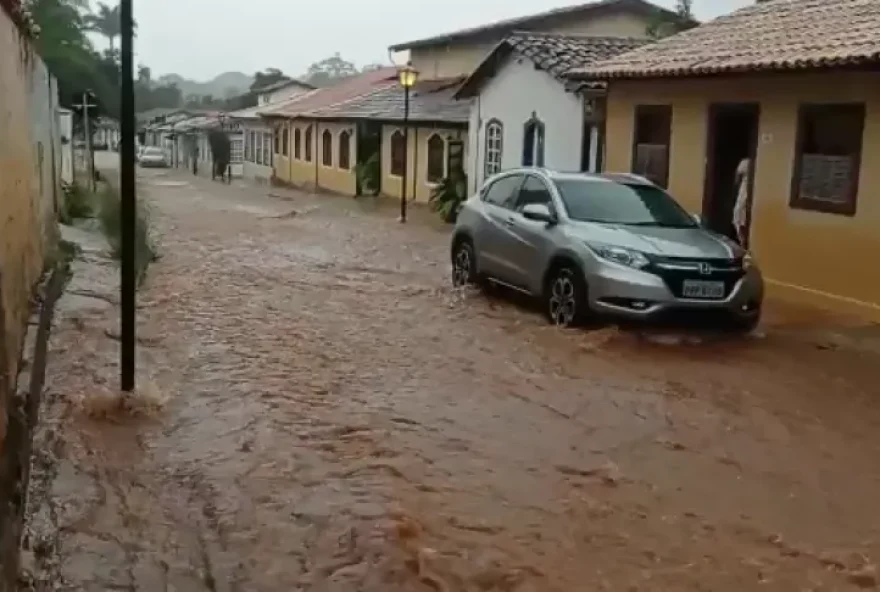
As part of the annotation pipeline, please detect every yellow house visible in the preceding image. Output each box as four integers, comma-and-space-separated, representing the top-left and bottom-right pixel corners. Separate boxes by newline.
307, 78, 469, 203
571, 0, 880, 322
390, 0, 680, 80
260, 71, 469, 202
258, 68, 398, 195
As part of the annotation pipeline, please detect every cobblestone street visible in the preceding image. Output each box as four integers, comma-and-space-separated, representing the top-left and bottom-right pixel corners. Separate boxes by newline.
24, 165, 880, 591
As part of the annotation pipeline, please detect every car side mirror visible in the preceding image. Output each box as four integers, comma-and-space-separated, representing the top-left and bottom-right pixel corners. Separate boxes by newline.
521, 203, 557, 224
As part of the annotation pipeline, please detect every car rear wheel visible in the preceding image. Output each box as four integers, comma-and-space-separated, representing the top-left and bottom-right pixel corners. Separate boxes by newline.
545, 265, 589, 327
451, 239, 477, 287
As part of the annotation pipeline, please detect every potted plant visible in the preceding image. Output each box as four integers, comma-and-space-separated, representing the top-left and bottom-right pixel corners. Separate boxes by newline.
429, 171, 467, 224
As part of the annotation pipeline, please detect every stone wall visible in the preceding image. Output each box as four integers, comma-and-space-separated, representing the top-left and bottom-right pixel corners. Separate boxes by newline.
0, 7, 60, 590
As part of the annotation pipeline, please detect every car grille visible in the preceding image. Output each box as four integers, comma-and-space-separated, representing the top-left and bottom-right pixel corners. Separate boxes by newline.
646, 255, 745, 299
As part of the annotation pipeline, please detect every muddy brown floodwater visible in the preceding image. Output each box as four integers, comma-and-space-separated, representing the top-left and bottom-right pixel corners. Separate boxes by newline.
24, 165, 880, 591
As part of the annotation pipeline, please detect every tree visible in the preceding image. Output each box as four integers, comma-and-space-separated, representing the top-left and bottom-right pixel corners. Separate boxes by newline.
27, 0, 117, 114
250, 68, 289, 92
646, 0, 697, 39
302, 53, 358, 87
84, 2, 119, 50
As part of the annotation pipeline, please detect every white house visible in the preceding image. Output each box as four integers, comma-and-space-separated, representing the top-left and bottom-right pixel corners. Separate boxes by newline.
455, 32, 646, 194
172, 113, 245, 178
230, 78, 315, 183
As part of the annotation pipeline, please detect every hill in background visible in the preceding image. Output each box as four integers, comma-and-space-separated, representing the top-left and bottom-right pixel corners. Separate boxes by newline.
155, 71, 253, 99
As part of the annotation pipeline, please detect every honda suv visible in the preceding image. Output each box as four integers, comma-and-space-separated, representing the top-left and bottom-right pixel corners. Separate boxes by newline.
450, 169, 763, 330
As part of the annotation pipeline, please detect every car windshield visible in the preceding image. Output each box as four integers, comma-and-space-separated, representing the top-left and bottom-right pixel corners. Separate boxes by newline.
553, 179, 697, 228
144, 148, 163, 156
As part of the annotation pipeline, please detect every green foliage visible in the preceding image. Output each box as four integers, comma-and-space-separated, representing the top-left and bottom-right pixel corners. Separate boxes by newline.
646, 0, 697, 39
250, 68, 290, 92
83, 1, 119, 49
355, 153, 380, 196
302, 53, 359, 87
429, 175, 468, 224
96, 184, 157, 284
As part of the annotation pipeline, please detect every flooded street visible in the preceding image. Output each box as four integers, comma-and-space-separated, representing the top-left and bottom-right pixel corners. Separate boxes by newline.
26, 166, 880, 591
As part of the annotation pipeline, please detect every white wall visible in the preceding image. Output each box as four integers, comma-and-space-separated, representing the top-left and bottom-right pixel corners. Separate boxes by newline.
467, 56, 584, 194
58, 110, 73, 183
28, 57, 61, 230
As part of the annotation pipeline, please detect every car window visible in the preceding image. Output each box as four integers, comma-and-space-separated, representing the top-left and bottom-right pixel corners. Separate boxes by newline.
144, 148, 163, 156
482, 175, 523, 210
515, 176, 553, 212
553, 179, 698, 228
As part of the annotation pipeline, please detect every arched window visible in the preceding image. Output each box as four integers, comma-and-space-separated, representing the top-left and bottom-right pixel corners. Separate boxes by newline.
484, 119, 503, 177
338, 130, 351, 170
282, 127, 289, 156
304, 126, 313, 162
322, 129, 333, 166
390, 130, 406, 177
522, 114, 545, 167
426, 133, 445, 182
294, 128, 302, 160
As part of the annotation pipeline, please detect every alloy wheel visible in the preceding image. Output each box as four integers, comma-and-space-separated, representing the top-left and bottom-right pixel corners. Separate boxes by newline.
549, 270, 577, 326
452, 244, 472, 287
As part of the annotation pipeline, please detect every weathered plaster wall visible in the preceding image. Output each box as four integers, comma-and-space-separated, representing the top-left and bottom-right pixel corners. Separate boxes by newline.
0, 10, 59, 589
604, 72, 880, 321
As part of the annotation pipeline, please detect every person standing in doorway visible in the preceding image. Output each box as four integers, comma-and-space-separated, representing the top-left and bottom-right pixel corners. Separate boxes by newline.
732, 157, 751, 246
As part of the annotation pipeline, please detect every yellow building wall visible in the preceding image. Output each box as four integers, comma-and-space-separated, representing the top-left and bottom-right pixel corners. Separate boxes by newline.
381, 124, 468, 203
603, 72, 880, 321
275, 119, 357, 195
409, 11, 652, 79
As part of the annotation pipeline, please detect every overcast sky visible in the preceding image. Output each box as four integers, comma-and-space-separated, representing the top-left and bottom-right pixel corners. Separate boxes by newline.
121, 0, 752, 81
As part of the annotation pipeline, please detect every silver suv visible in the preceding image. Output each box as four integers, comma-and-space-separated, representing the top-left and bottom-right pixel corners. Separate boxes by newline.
450, 169, 763, 330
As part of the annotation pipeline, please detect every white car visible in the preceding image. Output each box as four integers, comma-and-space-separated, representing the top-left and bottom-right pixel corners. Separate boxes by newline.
138, 147, 168, 168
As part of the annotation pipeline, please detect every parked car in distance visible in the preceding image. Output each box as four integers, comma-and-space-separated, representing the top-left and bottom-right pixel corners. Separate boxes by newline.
138, 147, 167, 168
450, 169, 763, 331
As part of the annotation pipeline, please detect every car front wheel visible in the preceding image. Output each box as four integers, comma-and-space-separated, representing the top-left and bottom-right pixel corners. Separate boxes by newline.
451, 239, 477, 287
545, 265, 589, 327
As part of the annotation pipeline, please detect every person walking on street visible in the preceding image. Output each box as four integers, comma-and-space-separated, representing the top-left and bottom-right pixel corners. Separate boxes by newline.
732, 157, 751, 246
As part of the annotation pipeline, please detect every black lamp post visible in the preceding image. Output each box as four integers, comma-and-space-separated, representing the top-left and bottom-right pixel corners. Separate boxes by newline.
119, 0, 136, 392
397, 62, 419, 223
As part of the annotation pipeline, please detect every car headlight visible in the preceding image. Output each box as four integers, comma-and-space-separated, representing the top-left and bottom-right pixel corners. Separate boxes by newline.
587, 243, 650, 270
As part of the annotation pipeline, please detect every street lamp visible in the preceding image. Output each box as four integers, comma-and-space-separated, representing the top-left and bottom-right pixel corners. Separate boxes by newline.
397, 62, 419, 223
119, 0, 136, 392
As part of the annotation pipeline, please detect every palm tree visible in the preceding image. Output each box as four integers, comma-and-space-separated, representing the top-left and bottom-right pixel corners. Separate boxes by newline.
84, 1, 129, 51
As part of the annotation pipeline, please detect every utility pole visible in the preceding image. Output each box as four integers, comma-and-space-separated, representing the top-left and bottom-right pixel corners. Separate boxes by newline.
73, 91, 98, 191
119, 0, 137, 393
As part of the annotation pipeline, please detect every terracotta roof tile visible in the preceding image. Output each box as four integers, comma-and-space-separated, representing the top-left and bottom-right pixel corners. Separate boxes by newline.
572, 0, 880, 79
389, 0, 685, 50
456, 32, 646, 98
258, 67, 398, 118
307, 78, 470, 124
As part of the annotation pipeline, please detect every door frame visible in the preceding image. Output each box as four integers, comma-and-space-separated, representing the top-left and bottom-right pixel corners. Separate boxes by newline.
702, 102, 761, 247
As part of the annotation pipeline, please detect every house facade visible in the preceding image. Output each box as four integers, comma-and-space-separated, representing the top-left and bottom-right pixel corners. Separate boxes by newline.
390, 0, 674, 80
259, 68, 400, 195
456, 33, 645, 194
575, 0, 880, 321
307, 78, 470, 202
233, 79, 314, 183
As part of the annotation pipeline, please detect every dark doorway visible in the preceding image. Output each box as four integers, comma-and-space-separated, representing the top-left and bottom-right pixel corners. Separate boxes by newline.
355, 121, 382, 196
703, 103, 760, 246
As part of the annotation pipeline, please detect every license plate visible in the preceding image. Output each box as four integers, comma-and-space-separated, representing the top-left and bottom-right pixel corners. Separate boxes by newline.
681, 280, 725, 299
